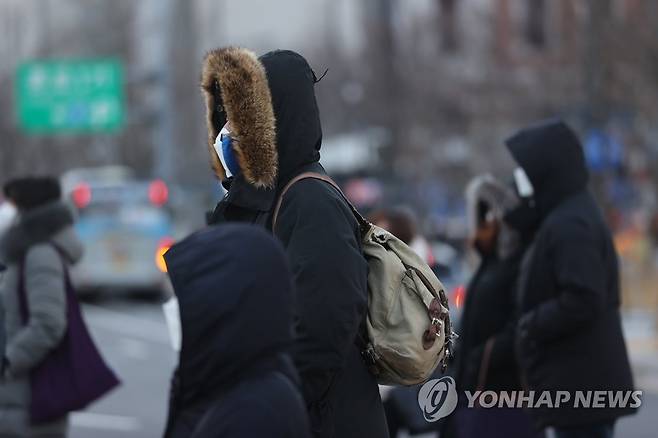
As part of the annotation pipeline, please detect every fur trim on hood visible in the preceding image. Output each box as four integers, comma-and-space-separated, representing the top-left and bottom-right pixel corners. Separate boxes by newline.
465, 174, 520, 259
201, 47, 278, 188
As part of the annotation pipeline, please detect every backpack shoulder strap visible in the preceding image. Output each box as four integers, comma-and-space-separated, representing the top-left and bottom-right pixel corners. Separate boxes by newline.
272, 172, 370, 234
17, 255, 28, 325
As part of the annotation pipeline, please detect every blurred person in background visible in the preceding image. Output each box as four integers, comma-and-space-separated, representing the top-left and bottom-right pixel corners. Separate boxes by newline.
163, 224, 310, 438
369, 207, 432, 437
370, 207, 434, 264
0, 177, 82, 437
370, 207, 458, 438
650, 211, 658, 266
506, 120, 635, 438
0, 198, 16, 369
200, 47, 388, 437
442, 175, 538, 438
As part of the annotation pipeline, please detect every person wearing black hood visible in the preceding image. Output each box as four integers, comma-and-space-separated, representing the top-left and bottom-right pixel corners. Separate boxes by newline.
198, 47, 388, 438
163, 224, 311, 438
505, 119, 635, 437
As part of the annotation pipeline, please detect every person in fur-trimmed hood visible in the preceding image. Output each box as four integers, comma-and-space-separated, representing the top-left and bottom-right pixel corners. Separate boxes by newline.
198, 47, 389, 438
0, 177, 83, 437
440, 175, 539, 438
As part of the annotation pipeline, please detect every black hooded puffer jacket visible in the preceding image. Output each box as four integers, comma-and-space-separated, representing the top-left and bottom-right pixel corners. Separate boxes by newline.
163, 224, 311, 438
507, 120, 636, 428
201, 48, 389, 438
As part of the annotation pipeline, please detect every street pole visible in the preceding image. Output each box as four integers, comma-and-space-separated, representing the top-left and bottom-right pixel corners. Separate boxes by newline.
154, 0, 176, 183
584, 0, 611, 129
368, 0, 398, 175
170, 0, 199, 184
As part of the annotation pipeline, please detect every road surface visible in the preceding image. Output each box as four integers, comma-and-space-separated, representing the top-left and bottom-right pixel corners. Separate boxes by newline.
71, 299, 175, 438
72, 299, 658, 437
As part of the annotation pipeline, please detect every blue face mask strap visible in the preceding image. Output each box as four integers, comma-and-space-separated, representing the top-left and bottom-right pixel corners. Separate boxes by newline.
221, 133, 242, 177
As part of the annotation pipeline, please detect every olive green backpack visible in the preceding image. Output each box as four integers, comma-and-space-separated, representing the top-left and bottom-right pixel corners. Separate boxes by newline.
273, 172, 455, 386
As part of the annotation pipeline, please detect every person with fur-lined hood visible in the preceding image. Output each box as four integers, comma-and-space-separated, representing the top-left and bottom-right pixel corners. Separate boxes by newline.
196, 48, 389, 437
440, 175, 539, 438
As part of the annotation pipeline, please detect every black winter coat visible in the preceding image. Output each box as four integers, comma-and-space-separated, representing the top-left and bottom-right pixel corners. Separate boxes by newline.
507, 120, 635, 428
203, 49, 388, 438
455, 251, 524, 393
163, 225, 311, 438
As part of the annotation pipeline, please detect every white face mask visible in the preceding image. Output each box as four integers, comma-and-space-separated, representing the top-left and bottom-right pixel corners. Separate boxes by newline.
213, 124, 233, 179
513, 167, 534, 198
0, 202, 17, 235
162, 296, 182, 352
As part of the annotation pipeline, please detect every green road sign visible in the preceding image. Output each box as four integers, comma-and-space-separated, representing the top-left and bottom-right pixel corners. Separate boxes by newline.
16, 59, 124, 133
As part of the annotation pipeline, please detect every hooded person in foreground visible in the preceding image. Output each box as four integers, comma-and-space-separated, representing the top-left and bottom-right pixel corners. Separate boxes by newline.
199, 47, 388, 437
506, 120, 635, 437
163, 224, 310, 438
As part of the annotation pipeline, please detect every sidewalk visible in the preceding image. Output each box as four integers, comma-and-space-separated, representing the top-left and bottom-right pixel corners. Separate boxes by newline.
623, 310, 658, 394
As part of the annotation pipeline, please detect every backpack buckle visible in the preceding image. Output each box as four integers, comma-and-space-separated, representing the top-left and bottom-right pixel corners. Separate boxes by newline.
361, 347, 381, 376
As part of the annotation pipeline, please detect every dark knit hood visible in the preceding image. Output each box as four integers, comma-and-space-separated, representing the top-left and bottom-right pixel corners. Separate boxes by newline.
506, 119, 589, 219
164, 224, 297, 406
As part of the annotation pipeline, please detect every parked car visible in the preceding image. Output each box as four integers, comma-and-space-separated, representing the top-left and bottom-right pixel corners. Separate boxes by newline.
62, 168, 175, 296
